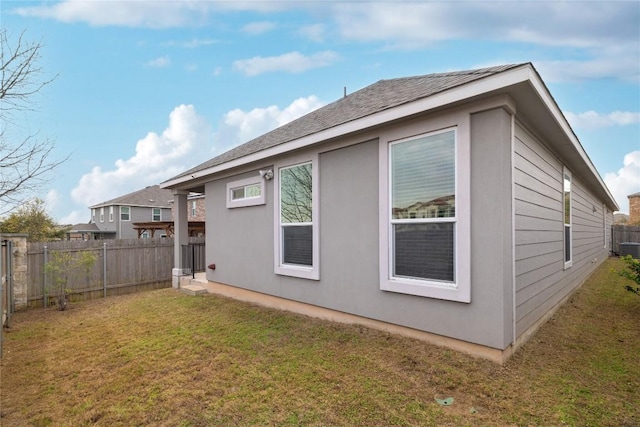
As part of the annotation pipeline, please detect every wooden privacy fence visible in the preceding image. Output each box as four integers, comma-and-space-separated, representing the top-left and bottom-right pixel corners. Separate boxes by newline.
26, 237, 204, 308
611, 224, 640, 256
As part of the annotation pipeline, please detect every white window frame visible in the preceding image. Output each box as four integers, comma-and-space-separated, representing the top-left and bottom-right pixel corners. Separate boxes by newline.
92, 208, 96, 223
152, 208, 161, 222
99, 207, 104, 223
191, 200, 197, 217
120, 206, 131, 222
563, 167, 572, 269
274, 154, 319, 280
109, 206, 114, 222
379, 118, 470, 302
226, 176, 266, 208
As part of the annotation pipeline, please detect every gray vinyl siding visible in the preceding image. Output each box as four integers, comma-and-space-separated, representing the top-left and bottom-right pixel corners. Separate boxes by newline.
514, 121, 609, 336
205, 104, 515, 350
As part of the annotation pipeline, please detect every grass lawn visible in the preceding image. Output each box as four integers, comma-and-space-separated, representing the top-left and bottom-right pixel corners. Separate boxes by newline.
1, 257, 638, 426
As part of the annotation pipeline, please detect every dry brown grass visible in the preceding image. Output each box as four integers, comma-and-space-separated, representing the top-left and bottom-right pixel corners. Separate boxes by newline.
1, 257, 639, 426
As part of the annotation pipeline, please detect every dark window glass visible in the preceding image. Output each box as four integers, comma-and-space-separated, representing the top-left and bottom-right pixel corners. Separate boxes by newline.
394, 221, 455, 282
283, 225, 312, 266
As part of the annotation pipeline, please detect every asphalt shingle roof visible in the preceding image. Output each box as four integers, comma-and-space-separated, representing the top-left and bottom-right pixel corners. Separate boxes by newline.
90, 185, 173, 209
168, 63, 526, 181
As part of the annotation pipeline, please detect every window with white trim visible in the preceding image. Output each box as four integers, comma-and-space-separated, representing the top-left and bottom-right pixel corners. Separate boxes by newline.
226, 176, 265, 208
563, 168, 572, 269
92, 209, 96, 223
152, 208, 161, 222
120, 206, 130, 221
275, 158, 319, 280
380, 126, 470, 302
109, 206, 114, 222
191, 200, 197, 217
100, 207, 104, 222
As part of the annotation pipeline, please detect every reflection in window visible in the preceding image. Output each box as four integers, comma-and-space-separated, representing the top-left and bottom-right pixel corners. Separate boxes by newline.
280, 162, 312, 266
390, 130, 456, 283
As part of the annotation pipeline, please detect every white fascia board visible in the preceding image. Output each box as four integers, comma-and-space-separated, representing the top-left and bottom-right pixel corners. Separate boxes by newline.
527, 71, 619, 210
162, 65, 540, 190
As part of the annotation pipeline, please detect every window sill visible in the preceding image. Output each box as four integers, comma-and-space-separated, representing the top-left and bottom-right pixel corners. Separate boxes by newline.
381, 278, 470, 303
276, 264, 319, 281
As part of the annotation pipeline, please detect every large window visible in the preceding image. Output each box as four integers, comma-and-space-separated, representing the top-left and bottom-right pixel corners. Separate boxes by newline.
563, 168, 572, 269
391, 130, 456, 282
380, 124, 470, 302
100, 207, 104, 222
120, 206, 130, 221
109, 206, 114, 222
275, 157, 318, 280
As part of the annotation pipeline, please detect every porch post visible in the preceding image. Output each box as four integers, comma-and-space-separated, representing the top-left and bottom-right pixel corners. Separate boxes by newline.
172, 190, 189, 288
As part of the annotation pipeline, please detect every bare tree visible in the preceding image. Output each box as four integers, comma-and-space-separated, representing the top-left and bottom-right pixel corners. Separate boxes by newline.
1, 29, 66, 215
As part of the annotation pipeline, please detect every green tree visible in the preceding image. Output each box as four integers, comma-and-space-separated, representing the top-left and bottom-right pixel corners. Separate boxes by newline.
615, 255, 640, 296
0, 198, 66, 241
44, 250, 96, 310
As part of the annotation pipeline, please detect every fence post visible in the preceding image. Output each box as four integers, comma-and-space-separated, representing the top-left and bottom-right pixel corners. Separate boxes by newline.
1, 240, 4, 358
6, 240, 12, 327
43, 245, 48, 308
103, 243, 107, 298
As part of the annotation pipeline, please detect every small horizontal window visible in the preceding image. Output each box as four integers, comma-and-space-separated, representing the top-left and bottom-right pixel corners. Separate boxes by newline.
226, 176, 266, 208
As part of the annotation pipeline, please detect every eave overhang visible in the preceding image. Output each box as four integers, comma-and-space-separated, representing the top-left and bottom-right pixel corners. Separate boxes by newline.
162, 64, 618, 211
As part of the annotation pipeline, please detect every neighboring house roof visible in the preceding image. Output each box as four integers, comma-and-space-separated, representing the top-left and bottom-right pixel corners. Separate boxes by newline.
162, 62, 618, 211
90, 185, 173, 209
68, 223, 100, 233
628, 192, 640, 198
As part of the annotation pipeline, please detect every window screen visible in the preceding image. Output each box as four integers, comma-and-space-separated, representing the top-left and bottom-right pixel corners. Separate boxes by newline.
390, 130, 456, 283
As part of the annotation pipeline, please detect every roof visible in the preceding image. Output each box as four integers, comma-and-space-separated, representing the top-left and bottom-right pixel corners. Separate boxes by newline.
67, 223, 100, 233
628, 192, 640, 198
162, 62, 618, 211
90, 185, 173, 209
167, 64, 523, 181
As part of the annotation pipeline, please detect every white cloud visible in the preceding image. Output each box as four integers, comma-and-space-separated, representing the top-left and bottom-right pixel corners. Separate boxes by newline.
604, 151, 640, 213
60, 209, 90, 225
185, 63, 198, 73
11, 0, 289, 28
233, 51, 339, 76
70, 105, 212, 208
329, 2, 639, 81
147, 56, 171, 68
162, 38, 218, 48
298, 23, 326, 43
213, 95, 324, 153
565, 111, 640, 130
242, 21, 276, 35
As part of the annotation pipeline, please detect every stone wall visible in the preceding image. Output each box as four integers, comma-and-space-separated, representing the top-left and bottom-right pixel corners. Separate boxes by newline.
1, 234, 28, 312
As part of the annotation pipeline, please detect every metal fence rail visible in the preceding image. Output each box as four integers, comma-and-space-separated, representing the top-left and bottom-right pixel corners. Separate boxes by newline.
181, 243, 206, 278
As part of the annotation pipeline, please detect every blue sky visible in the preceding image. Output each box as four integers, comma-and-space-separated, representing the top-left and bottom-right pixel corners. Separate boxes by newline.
1, 0, 639, 223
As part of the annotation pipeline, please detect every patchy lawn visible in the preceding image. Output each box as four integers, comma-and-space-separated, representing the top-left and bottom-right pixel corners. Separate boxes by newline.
1, 257, 638, 426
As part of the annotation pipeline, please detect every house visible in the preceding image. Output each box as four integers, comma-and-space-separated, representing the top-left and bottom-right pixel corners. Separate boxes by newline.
161, 63, 618, 363
628, 192, 640, 225
87, 185, 173, 239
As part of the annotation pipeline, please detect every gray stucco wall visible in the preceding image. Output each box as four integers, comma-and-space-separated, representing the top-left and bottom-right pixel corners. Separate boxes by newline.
514, 121, 610, 336
205, 103, 518, 350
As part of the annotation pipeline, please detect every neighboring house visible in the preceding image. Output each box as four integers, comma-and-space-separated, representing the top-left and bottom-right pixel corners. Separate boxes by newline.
628, 192, 640, 225
88, 185, 173, 239
162, 63, 618, 363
